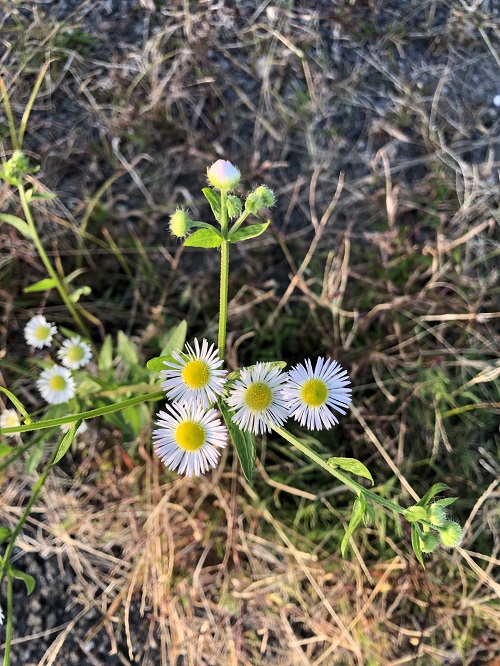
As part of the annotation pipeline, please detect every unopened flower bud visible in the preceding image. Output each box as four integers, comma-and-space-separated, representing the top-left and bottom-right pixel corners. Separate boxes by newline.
427, 503, 446, 527
254, 185, 276, 208
419, 532, 439, 553
227, 195, 242, 219
404, 505, 428, 522
169, 209, 192, 238
439, 520, 463, 548
245, 192, 263, 214
207, 160, 240, 190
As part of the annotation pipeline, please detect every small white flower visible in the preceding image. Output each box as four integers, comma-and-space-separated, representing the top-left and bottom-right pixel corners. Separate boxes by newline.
493, 94, 500, 108
37, 366, 76, 405
207, 159, 240, 190
153, 403, 227, 477
160, 338, 226, 408
226, 362, 288, 435
57, 337, 92, 370
24, 315, 57, 349
0, 409, 20, 436
282, 358, 352, 431
59, 418, 88, 437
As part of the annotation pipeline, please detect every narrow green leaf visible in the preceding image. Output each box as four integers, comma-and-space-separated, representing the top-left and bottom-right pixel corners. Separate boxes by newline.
219, 399, 256, 481
184, 228, 223, 248
229, 221, 270, 243
328, 457, 374, 485
0, 526, 12, 544
98, 335, 113, 373
417, 483, 451, 507
433, 497, 458, 509
202, 187, 221, 222
411, 523, 425, 567
0, 213, 33, 239
30, 190, 56, 200
341, 497, 364, 558
0, 443, 15, 457
24, 277, 58, 293
117, 330, 139, 368
404, 505, 428, 522
10, 567, 36, 595
160, 320, 187, 357
53, 420, 81, 464
147, 354, 175, 373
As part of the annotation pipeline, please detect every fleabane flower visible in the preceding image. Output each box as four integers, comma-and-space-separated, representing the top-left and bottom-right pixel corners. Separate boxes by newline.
24, 315, 57, 349
36, 366, 76, 405
282, 358, 352, 430
57, 337, 92, 370
153, 403, 227, 477
0, 410, 20, 436
207, 159, 240, 190
160, 338, 226, 408
226, 362, 288, 435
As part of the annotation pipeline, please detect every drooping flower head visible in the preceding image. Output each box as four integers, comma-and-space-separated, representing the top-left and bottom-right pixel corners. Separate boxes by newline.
24, 315, 57, 349
57, 337, 92, 370
0, 410, 20, 436
153, 403, 227, 477
207, 159, 240, 191
160, 338, 226, 408
282, 357, 352, 431
226, 362, 288, 435
36, 365, 76, 405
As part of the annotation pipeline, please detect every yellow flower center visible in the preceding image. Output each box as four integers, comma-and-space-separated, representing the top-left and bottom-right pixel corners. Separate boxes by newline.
6, 414, 18, 427
67, 345, 85, 362
244, 382, 272, 412
182, 360, 210, 389
175, 421, 206, 451
300, 379, 328, 407
49, 375, 67, 392
35, 326, 50, 340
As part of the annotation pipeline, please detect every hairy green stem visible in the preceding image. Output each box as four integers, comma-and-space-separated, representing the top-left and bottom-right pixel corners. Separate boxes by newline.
3, 573, 13, 666
229, 209, 251, 235
218, 189, 229, 358
274, 426, 406, 515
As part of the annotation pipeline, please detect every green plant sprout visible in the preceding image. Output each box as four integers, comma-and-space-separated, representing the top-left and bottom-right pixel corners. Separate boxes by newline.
0, 133, 463, 662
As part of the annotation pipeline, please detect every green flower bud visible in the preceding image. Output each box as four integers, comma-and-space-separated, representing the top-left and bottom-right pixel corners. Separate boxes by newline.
227, 195, 242, 219
254, 185, 276, 208
419, 532, 439, 553
169, 209, 192, 238
245, 192, 264, 214
439, 521, 463, 548
207, 159, 240, 190
427, 503, 447, 527
404, 505, 428, 522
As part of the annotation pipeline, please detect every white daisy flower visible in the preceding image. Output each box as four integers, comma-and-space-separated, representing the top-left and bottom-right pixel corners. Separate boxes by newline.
0, 409, 20, 436
24, 315, 57, 348
282, 357, 352, 431
36, 365, 76, 405
153, 403, 227, 477
59, 418, 88, 437
160, 338, 226, 408
226, 362, 288, 435
57, 337, 92, 370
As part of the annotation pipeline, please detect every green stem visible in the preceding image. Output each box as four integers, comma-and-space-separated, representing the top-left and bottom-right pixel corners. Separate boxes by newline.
218, 189, 229, 359
274, 426, 406, 515
18, 183, 92, 344
3, 573, 13, 666
228, 209, 251, 236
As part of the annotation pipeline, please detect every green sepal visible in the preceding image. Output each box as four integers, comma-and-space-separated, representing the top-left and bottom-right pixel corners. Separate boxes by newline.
219, 399, 256, 481
10, 566, 36, 595
184, 228, 223, 248
341, 497, 364, 558
146, 354, 175, 373
229, 222, 270, 243
0, 213, 33, 239
417, 483, 451, 507
202, 187, 222, 222
327, 457, 374, 485
411, 523, 425, 567
53, 420, 81, 465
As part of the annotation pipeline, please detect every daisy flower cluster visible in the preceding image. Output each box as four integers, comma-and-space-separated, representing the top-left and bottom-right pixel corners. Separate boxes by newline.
23, 314, 92, 406
153, 337, 352, 477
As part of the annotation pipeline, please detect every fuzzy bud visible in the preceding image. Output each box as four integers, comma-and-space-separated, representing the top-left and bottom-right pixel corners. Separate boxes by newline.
227, 195, 242, 219
254, 185, 276, 208
245, 192, 264, 214
207, 159, 240, 190
419, 532, 439, 553
439, 521, 463, 548
404, 505, 428, 523
427, 503, 447, 527
169, 209, 192, 238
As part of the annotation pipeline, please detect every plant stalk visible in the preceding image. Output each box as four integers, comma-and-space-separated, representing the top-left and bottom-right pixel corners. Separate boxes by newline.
218, 189, 229, 358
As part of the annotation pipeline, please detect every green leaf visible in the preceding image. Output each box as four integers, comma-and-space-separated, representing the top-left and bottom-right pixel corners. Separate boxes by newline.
0, 442, 15, 457
98, 335, 113, 373
23, 277, 58, 293
417, 483, 451, 507
358, 492, 375, 525
160, 320, 187, 357
0, 213, 33, 239
202, 187, 222, 222
69, 285, 91, 303
53, 421, 81, 464
147, 354, 175, 373
341, 497, 364, 557
404, 505, 428, 522
433, 497, 458, 509
0, 526, 12, 544
327, 457, 374, 485
411, 523, 425, 567
10, 567, 36, 595
229, 222, 270, 243
219, 399, 256, 481
184, 228, 223, 248
30, 190, 56, 200
226, 360, 287, 381
117, 331, 139, 368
